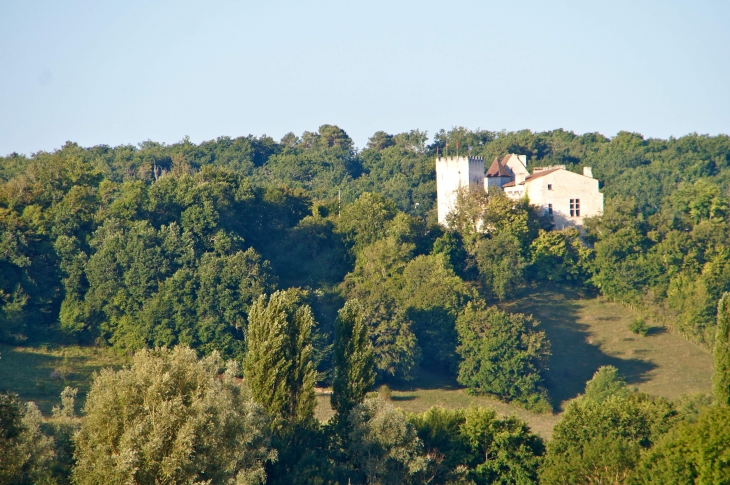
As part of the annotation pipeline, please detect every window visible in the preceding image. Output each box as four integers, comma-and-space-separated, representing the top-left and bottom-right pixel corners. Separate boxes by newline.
548, 203, 553, 215
547, 184, 552, 190
570, 199, 581, 217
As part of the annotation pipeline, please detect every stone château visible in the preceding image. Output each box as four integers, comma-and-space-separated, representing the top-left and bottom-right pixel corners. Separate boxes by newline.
436, 153, 603, 228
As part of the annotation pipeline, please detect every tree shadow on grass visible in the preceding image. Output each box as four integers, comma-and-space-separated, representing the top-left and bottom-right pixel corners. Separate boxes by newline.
387, 284, 657, 412
0, 344, 119, 415
386, 366, 460, 392
646, 326, 668, 337
0, 345, 70, 414
508, 284, 657, 411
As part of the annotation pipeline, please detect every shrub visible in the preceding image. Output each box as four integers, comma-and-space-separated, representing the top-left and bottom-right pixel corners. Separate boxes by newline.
584, 366, 628, 403
628, 317, 649, 336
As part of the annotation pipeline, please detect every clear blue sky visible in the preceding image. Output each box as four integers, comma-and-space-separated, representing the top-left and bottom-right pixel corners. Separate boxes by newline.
1, 1, 729, 155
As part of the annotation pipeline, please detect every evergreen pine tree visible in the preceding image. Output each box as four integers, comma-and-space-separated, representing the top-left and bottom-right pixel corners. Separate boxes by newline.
244, 290, 317, 430
713, 292, 730, 406
331, 299, 376, 429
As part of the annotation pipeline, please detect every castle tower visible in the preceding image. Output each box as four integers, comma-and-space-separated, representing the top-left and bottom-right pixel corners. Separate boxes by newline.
435, 156, 485, 226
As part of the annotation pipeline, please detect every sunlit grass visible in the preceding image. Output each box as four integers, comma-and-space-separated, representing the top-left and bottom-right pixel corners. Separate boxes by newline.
0, 284, 714, 440
506, 284, 714, 408
0, 344, 128, 414
315, 284, 714, 439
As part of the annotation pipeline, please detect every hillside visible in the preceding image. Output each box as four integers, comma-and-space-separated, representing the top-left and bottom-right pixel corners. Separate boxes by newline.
0, 287, 713, 438
1, 126, 729, 484
1, 126, 727, 406
0, 286, 711, 442
313, 285, 714, 439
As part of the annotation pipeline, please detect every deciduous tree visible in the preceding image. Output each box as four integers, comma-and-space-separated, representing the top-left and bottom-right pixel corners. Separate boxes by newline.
455, 303, 550, 411
73, 347, 273, 485
331, 300, 375, 430
243, 290, 317, 431
349, 398, 428, 485
713, 292, 730, 405
0, 393, 56, 485
540, 393, 677, 485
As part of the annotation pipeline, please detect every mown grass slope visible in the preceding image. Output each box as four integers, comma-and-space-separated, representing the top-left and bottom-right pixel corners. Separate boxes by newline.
0, 285, 714, 439
510, 285, 714, 408
318, 284, 714, 439
0, 345, 128, 414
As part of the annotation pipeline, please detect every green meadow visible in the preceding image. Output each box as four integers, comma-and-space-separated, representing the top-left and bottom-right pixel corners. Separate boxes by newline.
317, 285, 714, 438
1, 286, 713, 439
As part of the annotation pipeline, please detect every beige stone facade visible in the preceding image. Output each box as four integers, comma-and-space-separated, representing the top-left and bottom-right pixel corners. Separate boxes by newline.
437, 153, 603, 228
503, 166, 603, 228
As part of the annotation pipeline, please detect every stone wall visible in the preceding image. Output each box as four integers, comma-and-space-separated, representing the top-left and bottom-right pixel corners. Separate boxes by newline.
516, 169, 603, 228
435, 156, 485, 225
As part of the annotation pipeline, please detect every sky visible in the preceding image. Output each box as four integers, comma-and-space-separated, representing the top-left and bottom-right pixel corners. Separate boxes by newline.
1, 0, 729, 155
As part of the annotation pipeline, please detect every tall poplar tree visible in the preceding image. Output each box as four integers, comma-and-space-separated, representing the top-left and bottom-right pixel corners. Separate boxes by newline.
331, 299, 375, 429
713, 292, 730, 406
244, 290, 317, 431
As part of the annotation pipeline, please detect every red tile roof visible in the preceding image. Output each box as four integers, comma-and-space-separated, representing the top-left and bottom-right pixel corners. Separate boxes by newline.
485, 157, 512, 177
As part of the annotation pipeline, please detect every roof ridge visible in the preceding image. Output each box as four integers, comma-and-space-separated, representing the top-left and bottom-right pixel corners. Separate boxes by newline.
486, 157, 511, 177
524, 167, 563, 182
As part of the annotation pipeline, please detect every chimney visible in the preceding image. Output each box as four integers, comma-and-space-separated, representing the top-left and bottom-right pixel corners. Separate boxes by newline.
583, 167, 593, 178
518, 154, 527, 167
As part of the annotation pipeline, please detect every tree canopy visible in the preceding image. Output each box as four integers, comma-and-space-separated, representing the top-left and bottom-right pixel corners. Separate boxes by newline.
3, 125, 730, 483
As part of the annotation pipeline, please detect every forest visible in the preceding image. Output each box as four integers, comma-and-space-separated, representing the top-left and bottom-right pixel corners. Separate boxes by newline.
1, 125, 730, 484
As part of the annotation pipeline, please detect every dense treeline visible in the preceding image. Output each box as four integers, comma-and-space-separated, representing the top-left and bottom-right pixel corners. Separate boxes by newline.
0, 125, 552, 403
2, 125, 730, 382
4, 125, 730, 347
2, 125, 730, 482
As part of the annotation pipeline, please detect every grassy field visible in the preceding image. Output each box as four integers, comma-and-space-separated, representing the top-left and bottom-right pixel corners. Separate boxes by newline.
314, 371, 563, 438
508, 285, 714, 407
0, 284, 715, 439
0, 344, 128, 414
318, 284, 714, 439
